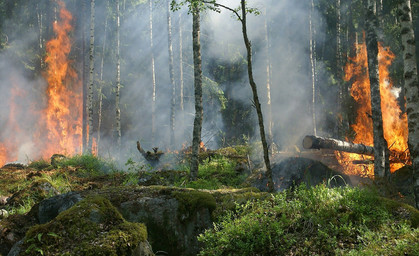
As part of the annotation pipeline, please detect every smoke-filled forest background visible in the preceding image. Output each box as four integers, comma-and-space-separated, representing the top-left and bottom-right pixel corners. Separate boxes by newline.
0, 0, 418, 165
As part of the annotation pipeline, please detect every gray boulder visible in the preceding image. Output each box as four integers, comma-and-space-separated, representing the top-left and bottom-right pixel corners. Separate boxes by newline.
38, 192, 82, 224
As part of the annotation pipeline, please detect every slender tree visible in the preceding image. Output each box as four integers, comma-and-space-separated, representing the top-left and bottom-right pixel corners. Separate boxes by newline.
336, 0, 345, 136
115, 0, 122, 151
97, 3, 108, 156
364, 0, 389, 178
86, 0, 95, 153
149, 0, 157, 145
309, 0, 317, 136
240, 0, 274, 191
179, 12, 184, 115
81, 0, 88, 152
167, 0, 176, 148
190, 2, 203, 181
203, 0, 274, 191
36, 1, 45, 70
397, 0, 419, 209
263, 5, 274, 151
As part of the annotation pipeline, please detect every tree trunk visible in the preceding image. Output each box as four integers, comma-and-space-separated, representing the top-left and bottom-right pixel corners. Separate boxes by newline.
336, 0, 345, 136
397, 0, 419, 209
264, 6, 274, 151
97, 5, 108, 156
190, 4, 203, 181
240, 0, 274, 192
149, 0, 157, 145
115, 0, 122, 151
167, 0, 176, 148
309, 0, 317, 136
178, 11, 186, 142
82, 0, 87, 153
365, 0, 389, 178
36, 2, 45, 70
376, 0, 384, 28
303, 135, 374, 155
179, 12, 184, 113
86, 0, 95, 153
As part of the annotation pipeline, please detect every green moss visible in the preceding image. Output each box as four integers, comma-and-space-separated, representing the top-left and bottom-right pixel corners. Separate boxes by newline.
172, 190, 216, 222
381, 197, 419, 228
21, 196, 148, 255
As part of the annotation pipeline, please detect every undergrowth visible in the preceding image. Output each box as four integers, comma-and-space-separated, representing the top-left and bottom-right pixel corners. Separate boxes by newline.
174, 156, 247, 189
198, 184, 419, 256
58, 154, 118, 175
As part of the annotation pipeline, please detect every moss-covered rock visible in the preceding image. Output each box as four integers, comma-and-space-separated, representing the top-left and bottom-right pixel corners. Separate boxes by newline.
381, 197, 419, 228
20, 196, 153, 256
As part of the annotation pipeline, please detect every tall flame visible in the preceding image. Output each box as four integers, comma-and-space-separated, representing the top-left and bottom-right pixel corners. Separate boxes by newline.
0, 1, 81, 166
41, 0, 82, 157
337, 40, 409, 177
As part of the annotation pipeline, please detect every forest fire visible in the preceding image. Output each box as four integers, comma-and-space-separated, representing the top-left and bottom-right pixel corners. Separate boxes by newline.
0, 1, 81, 166
41, 0, 82, 157
336, 41, 410, 177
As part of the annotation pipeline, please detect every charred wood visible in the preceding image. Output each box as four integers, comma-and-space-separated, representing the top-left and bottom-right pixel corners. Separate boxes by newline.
136, 141, 164, 164
303, 135, 374, 156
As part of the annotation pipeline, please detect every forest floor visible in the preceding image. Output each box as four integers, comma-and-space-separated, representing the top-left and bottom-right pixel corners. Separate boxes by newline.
0, 146, 418, 255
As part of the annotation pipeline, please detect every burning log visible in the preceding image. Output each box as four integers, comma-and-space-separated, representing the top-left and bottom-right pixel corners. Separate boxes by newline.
136, 141, 164, 164
303, 135, 410, 165
303, 135, 374, 156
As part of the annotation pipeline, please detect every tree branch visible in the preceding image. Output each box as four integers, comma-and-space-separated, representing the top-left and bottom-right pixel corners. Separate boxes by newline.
202, 0, 242, 22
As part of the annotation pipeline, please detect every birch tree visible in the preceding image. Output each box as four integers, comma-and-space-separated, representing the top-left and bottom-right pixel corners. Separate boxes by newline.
167, 0, 176, 148
365, 0, 389, 178
86, 0, 95, 153
115, 0, 122, 151
97, 2, 109, 155
149, 0, 157, 145
179, 11, 184, 119
263, 5, 274, 151
397, 0, 419, 209
190, 2, 203, 181
309, 0, 317, 136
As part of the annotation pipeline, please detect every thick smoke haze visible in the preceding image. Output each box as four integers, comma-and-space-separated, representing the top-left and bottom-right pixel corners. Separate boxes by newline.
0, 0, 332, 166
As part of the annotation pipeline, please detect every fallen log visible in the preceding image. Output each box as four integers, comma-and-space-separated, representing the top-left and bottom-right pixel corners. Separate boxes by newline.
303, 135, 374, 156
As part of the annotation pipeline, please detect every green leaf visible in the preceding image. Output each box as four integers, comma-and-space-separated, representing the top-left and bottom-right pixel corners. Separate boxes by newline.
47, 232, 60, 238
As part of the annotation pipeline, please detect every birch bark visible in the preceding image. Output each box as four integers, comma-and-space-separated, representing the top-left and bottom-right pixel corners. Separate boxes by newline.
398, 0, 419, 209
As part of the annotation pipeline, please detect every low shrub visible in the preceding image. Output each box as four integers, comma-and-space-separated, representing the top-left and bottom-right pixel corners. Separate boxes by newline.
58, 154, 118, 175
198, 185, 419, 256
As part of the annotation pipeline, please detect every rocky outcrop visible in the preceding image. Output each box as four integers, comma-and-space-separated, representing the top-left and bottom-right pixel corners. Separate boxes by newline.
93, 187, 216, 256
18, 196, 154, 256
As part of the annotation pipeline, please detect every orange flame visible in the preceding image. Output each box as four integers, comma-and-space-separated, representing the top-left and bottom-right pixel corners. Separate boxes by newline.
337, 40, 409, 177
0, 1, 81, 167
40, 0, 82, 157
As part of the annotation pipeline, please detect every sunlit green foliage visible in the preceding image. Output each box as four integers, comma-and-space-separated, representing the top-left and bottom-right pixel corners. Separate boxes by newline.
175, 156, 247, 189
198, 185, 419, 256
58, 154, 118, 175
